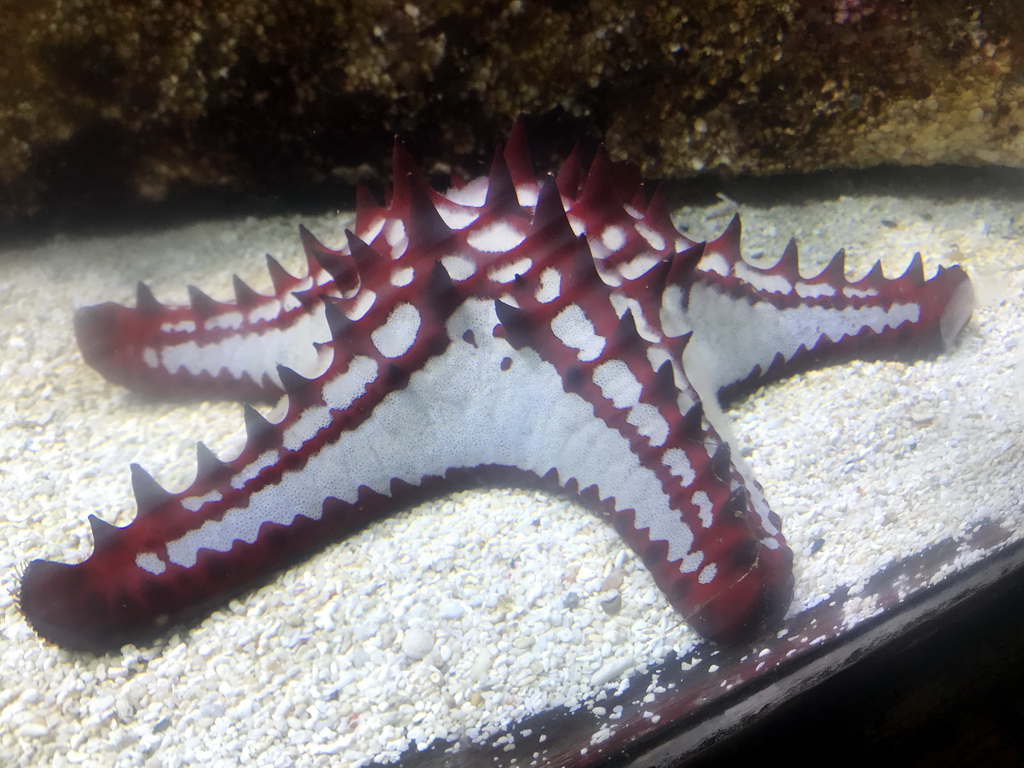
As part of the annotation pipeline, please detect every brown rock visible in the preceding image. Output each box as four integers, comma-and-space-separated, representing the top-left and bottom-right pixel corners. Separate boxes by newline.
1, 0, 1021, 223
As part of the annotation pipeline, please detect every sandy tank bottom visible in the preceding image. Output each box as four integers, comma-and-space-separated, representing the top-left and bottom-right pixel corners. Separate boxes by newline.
0, 171, 1021, 767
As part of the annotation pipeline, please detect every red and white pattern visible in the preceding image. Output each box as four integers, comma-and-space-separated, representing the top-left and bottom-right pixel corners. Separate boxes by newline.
20, 119, 974, 652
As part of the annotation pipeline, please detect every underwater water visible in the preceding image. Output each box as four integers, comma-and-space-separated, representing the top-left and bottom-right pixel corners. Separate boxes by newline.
0, 167, 1021, 767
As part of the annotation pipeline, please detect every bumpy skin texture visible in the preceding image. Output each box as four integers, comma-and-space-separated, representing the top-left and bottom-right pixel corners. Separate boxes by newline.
21, 120, 973, 653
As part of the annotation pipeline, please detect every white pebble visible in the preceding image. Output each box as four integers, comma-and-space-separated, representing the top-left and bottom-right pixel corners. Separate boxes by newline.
436, 600, 466, 620
589, 656, 635, 688
401, 628, 435, 660
18, 722, 51, 739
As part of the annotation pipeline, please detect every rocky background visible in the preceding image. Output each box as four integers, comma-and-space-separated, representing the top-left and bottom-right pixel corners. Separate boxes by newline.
1, 0, 1022, 224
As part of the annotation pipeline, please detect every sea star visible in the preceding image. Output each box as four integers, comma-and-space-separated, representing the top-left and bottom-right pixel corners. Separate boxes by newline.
20, 120, 974, 653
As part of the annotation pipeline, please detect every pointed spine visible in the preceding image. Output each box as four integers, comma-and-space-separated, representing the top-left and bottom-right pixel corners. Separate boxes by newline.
644, 184, 680, 243
711, 444, 732, 481
232, 274, 262, 308
610, 309, 643, 353
681, 401, 705, 438
406, 173, 455, 250
494, 299, 533, 350
276, 364, 310, 395
242, 403, 274, 444
300, 226, 357, 292
88, 515, 118, 548
531, 176, 578, 249
265, 254, 297, 294
484, 143, 520, 214
901, 252, 926, 285
345, 230, 389, 283
187, 285, 219, 319
503, 116, 538, 201
322, 296, 351, 340
353, 183, 386, 236
195, 441, 230, 483
555, 142, 586, 200
775, 238, 800, 277
707, 215, 742, 264
425, 260, 460, 320
650, 359, 678, 403
135, 282, 162, 314
131, 463, 173, 516
817, 249, 847, 284
860, 260, 886, 287
577, 145, 618, 214
658, 243, 705, 299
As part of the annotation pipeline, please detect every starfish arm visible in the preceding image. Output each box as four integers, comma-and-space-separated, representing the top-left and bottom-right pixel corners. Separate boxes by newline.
23, 254, 460, 651
662, 217, 974, 402
72, 231, 351, 400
